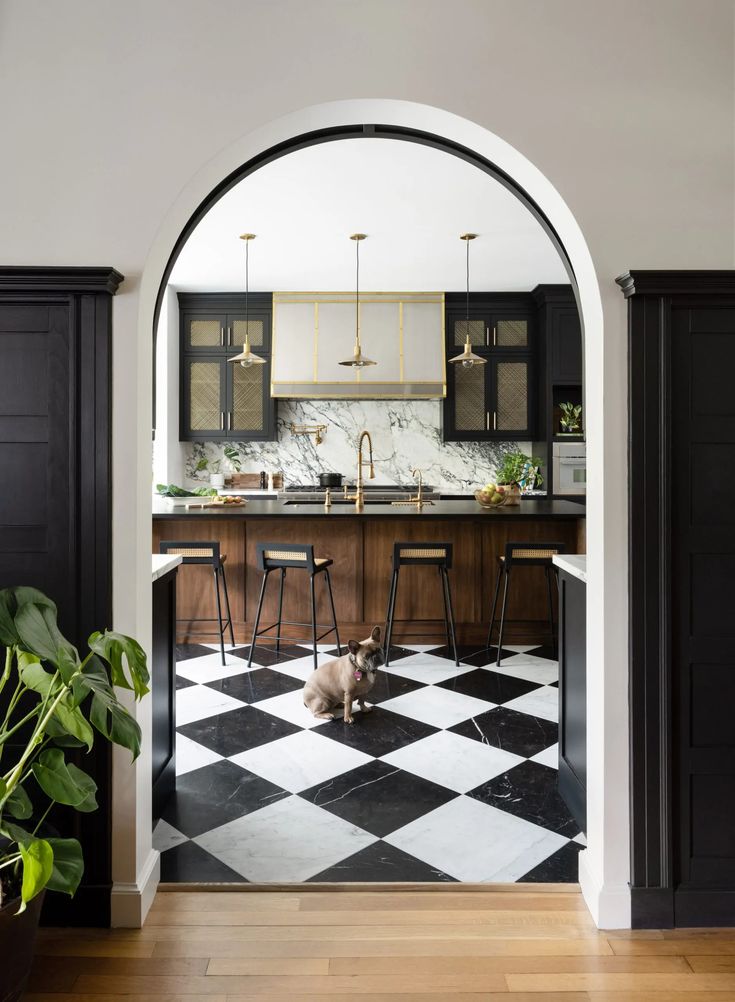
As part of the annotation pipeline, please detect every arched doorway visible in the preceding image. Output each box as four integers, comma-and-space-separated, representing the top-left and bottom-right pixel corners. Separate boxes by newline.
117, 100, 626, 928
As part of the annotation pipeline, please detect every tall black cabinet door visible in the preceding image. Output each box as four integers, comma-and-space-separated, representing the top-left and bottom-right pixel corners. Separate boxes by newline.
671, 305, 735, 924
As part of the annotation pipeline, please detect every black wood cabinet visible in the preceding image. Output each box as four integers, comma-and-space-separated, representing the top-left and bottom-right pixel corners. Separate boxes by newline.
443, 294, 536, 441
557, 565, 587, 834
178, 293, 276, 442
0, 267, 122, 926
151, 564, 178, 822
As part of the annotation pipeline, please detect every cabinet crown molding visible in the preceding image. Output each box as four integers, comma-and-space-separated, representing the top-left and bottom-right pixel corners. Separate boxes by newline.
617, 270, 735, 299
0, 267, 124, 294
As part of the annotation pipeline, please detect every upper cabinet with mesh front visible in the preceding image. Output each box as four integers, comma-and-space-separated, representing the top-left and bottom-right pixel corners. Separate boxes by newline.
442, 293, 537, 442
178, 293, 276, 442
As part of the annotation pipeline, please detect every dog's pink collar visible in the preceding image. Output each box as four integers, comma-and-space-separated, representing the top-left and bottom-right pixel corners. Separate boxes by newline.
354, 669, 363, 680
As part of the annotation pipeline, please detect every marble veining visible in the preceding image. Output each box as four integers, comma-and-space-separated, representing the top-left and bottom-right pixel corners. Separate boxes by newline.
183, 399, 531, 491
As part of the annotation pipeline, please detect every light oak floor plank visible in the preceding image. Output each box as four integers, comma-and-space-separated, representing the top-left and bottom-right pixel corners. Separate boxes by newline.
143, 908, 595, 927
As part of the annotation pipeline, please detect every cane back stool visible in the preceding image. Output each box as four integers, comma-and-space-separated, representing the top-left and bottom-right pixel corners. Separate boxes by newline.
158, 540, 234, 666
486, 540, 567, 666
384, 542, 459, 667
249, 543, 341, 670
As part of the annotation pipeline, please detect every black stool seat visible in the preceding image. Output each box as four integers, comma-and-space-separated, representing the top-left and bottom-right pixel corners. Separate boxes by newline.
384, 542, 458, 666
487, 540, 567, 665
249, 543, 340, 669
159, 540, 234, 666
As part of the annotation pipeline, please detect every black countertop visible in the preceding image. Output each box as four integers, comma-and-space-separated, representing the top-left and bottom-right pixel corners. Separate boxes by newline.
152, 497, 585, 520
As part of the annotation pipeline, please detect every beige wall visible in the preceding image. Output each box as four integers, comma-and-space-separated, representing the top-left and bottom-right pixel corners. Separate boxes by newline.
1, 0, 733, 926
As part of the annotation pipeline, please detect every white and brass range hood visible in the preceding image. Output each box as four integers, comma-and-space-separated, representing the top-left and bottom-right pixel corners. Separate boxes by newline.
271, 290, 446, 399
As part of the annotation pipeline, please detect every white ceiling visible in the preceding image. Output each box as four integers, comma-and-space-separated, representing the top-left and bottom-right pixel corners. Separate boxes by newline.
169, 138, 568, 292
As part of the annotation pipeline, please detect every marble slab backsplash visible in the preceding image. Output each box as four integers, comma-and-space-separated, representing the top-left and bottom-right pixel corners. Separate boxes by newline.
183, 400, 531, 493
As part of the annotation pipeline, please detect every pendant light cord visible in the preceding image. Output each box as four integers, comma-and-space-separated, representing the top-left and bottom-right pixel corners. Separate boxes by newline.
355, 236, 360, 348
245, 237, 249, 339
465, 235, 470, 327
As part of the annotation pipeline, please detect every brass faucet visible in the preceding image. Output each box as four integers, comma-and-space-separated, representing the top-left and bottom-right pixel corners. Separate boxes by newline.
391, 467, 434, 508
344, 430, 375, 509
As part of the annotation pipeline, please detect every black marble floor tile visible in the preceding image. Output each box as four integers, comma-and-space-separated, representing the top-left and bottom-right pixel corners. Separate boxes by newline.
308, 839, 458, 882
314, 706, 439, 758
467, 760, 580, 838
549, 680, 559, 688
227, 644, 312, 667
460, 645, 522, 668
160, 839, 247, 883
424, 644, 485, 662
438, 668, 541, 704
178, 704, 301, 757
176, 643, 216, 662
518, 840, 583, 882
300, 760, 457, 838
362, 671, 427, 705
161, 760, 289, 837
205, 668, 303, 703
522, 645, 558, 662
175, 675, 196, 690
449, 705, 557, 757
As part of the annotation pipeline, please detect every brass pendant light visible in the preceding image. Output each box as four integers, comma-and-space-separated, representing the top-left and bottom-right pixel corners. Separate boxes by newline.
338, 233, 376, 368
449, 233, 486, 368
228, 233, 266, 368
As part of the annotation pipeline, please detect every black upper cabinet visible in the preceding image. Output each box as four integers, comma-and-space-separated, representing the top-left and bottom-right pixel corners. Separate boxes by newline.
178, 293, 276, 442
550, 306, 582, 384
443, 294, 536, 441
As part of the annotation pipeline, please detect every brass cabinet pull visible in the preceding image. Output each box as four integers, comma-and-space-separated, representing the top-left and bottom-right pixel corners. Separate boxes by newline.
493, 326, 497, 346
228, 412, 233, 431
220, 327, 225, 346
220, 412, 225, 431
486, 326, 490, 346
227, 326, 232, 346
486, 412, 490, 431
493, 411, 498, 430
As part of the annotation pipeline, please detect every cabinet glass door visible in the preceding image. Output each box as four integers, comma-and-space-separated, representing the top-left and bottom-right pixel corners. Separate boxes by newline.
184, 357, 226, 437
183, 313, 227, 350
493, 358, 530, 434
229, 360, 267, 435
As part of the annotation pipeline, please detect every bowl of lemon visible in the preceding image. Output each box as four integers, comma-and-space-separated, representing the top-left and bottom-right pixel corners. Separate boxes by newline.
474, 483, 509, 508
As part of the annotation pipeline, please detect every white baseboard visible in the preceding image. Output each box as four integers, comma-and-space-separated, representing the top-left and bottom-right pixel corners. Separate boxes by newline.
110, 848, 160, 927
578, 848, 631, 928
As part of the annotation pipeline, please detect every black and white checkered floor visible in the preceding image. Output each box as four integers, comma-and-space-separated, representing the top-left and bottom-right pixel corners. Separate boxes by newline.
154, 640, 585, 884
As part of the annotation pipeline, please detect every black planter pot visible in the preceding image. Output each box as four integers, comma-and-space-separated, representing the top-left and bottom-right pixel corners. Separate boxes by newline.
0, 892, 44, 1002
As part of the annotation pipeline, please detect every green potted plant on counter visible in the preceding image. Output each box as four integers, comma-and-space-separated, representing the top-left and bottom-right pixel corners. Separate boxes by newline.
0, 587, 148, 1002
495, 450, 544, 505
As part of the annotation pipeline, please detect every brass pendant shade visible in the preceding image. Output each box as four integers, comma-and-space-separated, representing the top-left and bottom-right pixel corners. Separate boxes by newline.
338, 233, 376, 368
449, 233, 486, 368
228, 233, 266, 368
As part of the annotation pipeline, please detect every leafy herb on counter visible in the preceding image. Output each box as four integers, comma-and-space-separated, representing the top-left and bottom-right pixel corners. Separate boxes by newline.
155, 483, 217, 498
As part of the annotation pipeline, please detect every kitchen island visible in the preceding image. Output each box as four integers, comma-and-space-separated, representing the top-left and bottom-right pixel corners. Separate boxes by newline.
152, 497, 585, 646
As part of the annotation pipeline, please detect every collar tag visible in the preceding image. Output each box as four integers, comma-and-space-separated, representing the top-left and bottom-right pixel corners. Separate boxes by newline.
354, 669, 363, 680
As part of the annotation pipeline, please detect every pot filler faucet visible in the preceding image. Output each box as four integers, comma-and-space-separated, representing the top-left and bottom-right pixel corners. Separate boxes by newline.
344, 429, 375, 509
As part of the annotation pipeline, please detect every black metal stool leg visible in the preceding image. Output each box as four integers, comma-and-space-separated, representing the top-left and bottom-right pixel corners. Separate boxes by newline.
441, 566, 459, 667
545, 565, 556, 655
384, 567, 399, 665
275, 567, 285, 655
496, 567, 511, 666
486, 562, 503, 651
439, 565, 451, 650
248, 569, 270, 667
220, 565, 235, 648
324, 569, 341, 655
309, 573, 318, 670
213, 565, 226, 666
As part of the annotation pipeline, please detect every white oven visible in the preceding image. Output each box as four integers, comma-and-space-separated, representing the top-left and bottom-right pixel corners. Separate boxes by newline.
553, 442, 586, 496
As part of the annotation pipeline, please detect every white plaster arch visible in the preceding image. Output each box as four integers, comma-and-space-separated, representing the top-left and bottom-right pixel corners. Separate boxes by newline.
116, 99, 627, 928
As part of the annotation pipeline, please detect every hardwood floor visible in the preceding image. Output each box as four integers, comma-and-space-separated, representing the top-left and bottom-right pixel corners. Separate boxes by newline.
30, 886, 735, 999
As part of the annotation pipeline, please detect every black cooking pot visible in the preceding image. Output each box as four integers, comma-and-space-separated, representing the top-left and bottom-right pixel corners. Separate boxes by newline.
318, 472, 343, 488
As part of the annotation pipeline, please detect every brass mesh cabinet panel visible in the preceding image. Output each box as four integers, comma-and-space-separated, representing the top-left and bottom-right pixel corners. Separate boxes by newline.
453, 319, 486, 346
454, 364, 486, 432
496, 360, 529, 431
231, 363, 265, 432
189, 361, 223, 432
496, 319, 528, 347
231, 318, 264, 347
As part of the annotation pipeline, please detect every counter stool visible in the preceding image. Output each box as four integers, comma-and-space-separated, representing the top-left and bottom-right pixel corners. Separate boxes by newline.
384, 542, 458, 667
249, 543, 341, 670
159, 540, 234, 666
486, 541, 567, 666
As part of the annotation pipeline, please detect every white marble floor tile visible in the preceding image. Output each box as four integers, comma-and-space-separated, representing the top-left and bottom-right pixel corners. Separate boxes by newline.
383, 653, 474, 685
573, 831, 587, 846
254, 687, 339, 730
230, 729, 373, 793
503, 685, 559, 723
175, 732, 224, 776
530, 742, 559, 769
271, 654, 331, 683
175, 685, 247, 726
379, 686, 495, 729
385, 796, 567, 882
176, 651, 253, 684
153, 818, 188, 852
491, 658, 559, 685
381, 730, 523, 794
498, 651, 559, 669
195, 795, 377, 882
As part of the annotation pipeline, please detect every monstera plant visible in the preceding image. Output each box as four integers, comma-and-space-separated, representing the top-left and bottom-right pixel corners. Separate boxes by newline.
0, 586, 148, 914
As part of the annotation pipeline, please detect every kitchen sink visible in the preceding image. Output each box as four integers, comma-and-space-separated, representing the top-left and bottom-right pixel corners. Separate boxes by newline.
283, 498, 403, 506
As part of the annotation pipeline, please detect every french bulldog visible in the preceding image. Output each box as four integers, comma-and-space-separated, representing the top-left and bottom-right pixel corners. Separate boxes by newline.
303, 626, 384, 724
